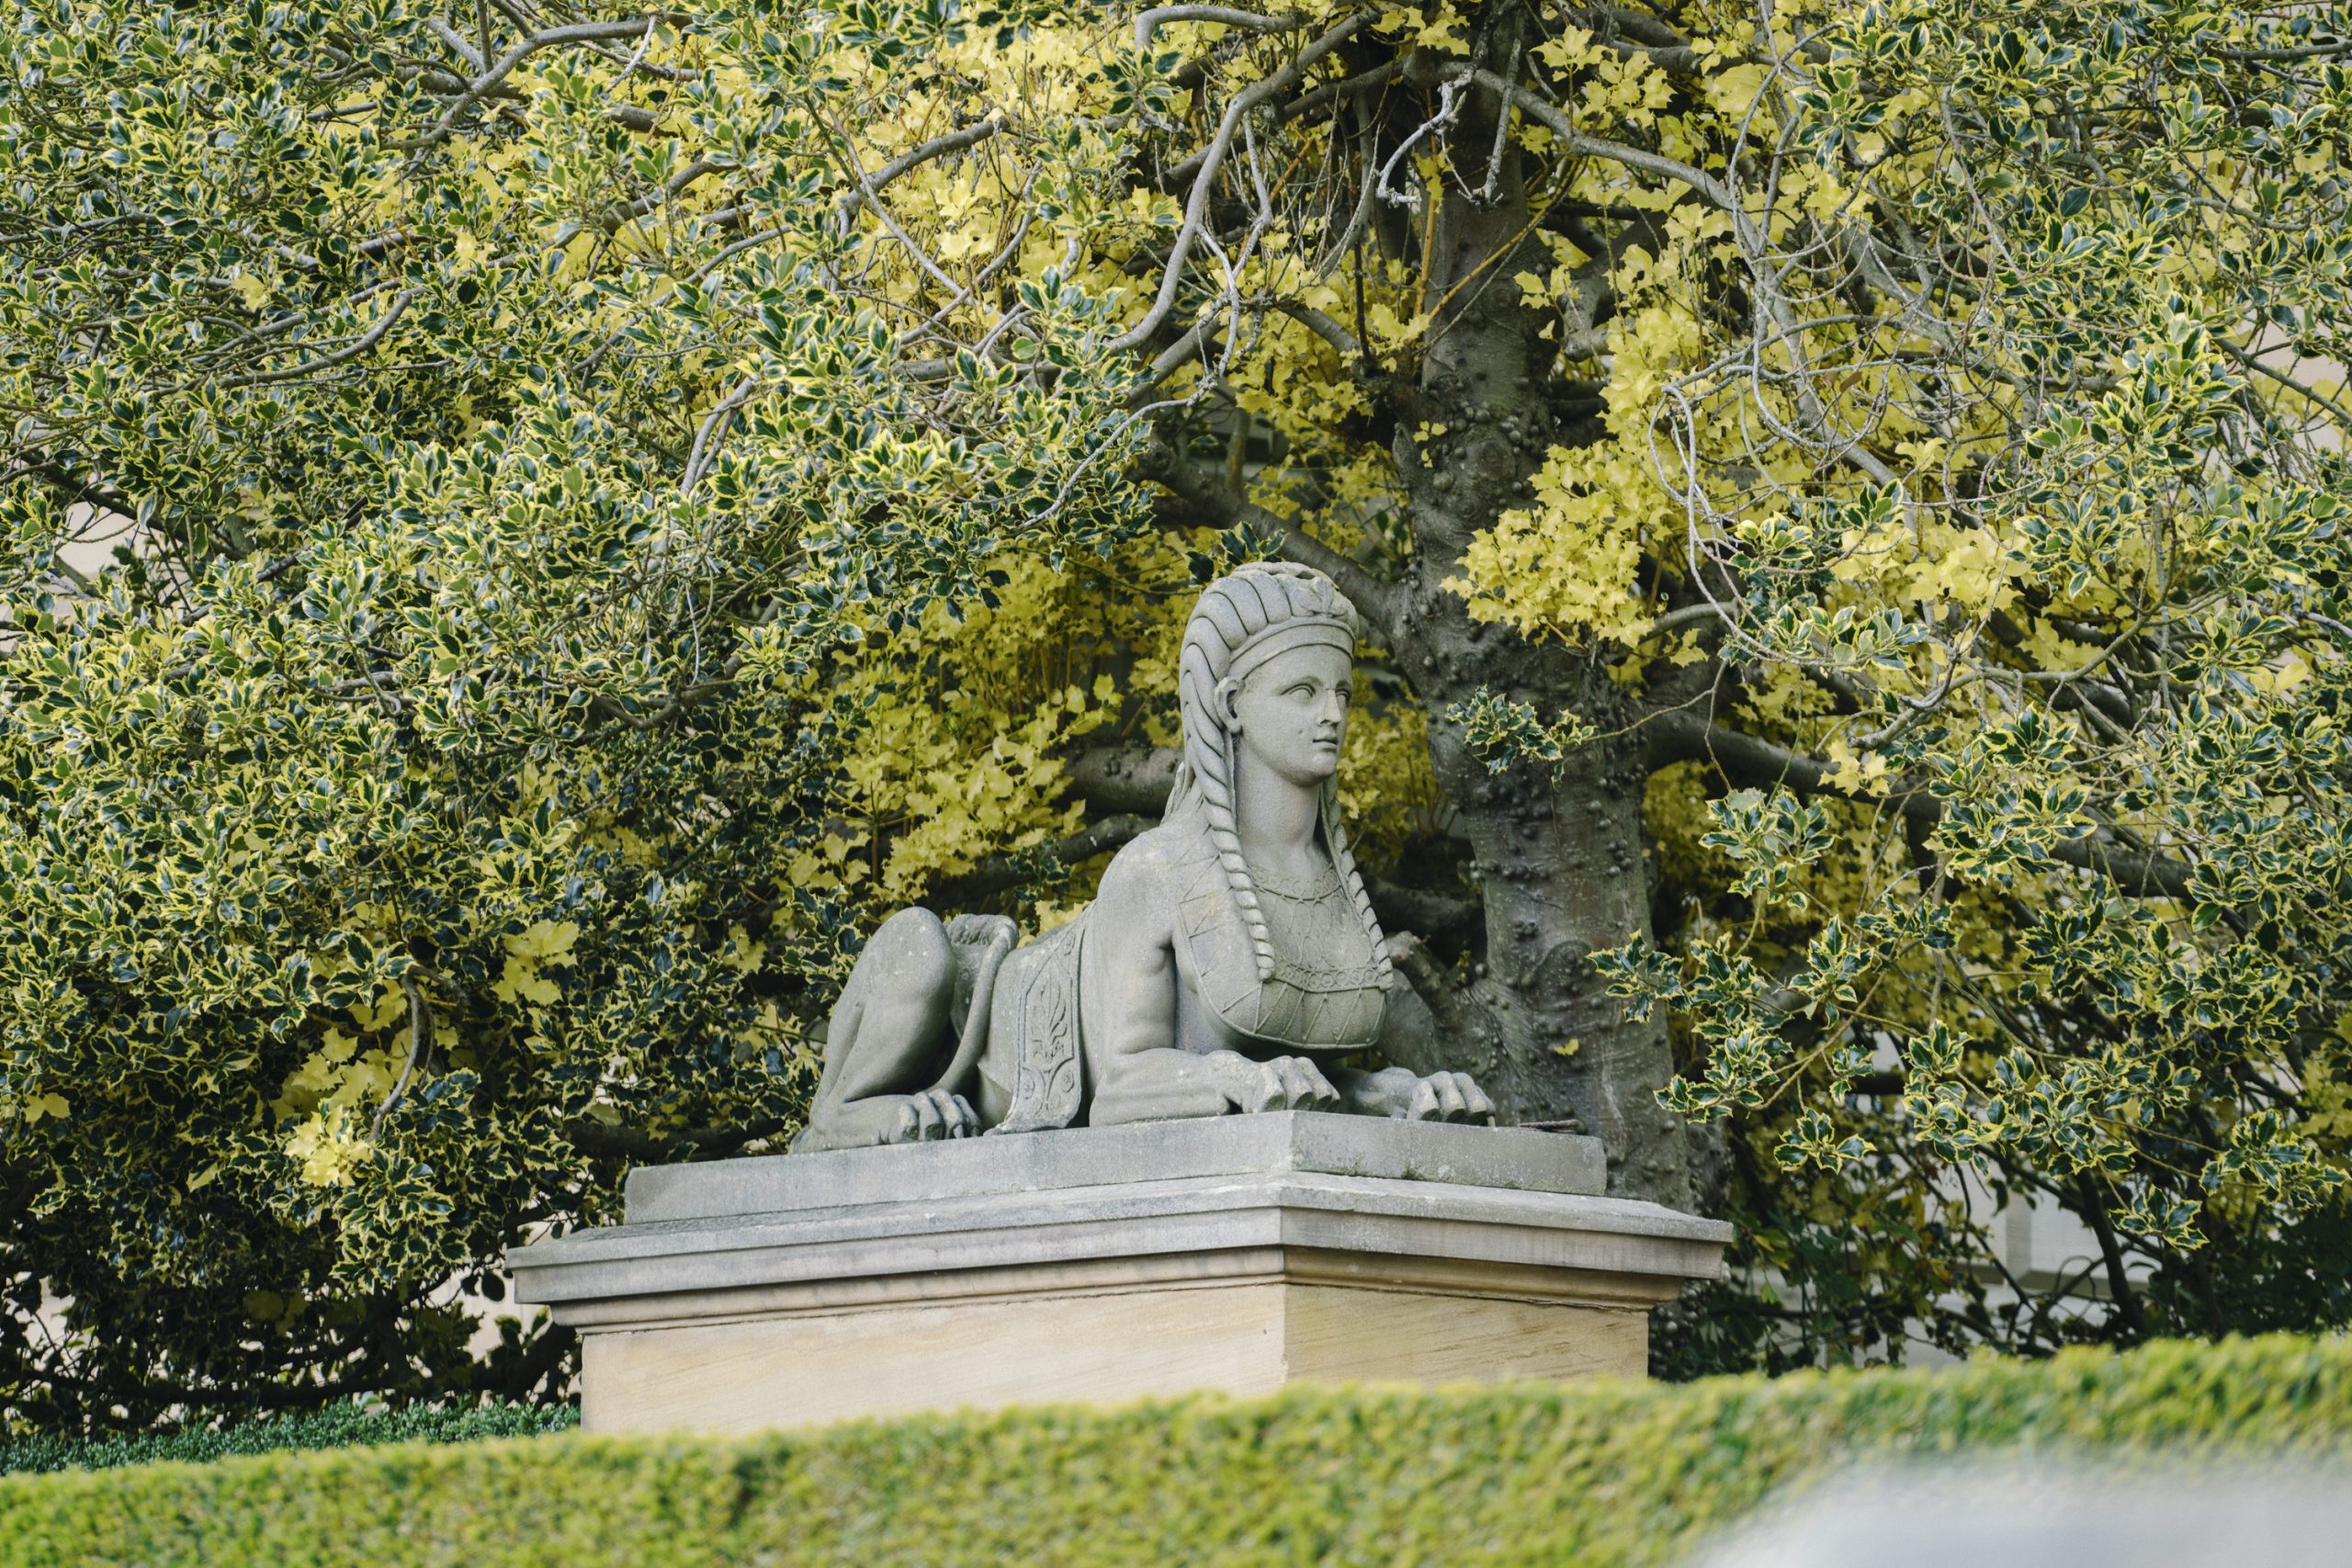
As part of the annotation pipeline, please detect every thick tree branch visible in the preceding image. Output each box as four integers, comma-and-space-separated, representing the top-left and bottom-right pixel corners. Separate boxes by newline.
1277, 56, 1407, 126
1442, 61, 1902, 489
930, 814, 1156, 905
566, 1115, 791, 1163
2077, 1177, 2152, 1337
425, 16, 486, 71
1439, 64, 1738, 211
1140, 440, 1401, 636
1272, 297, 1363, 358
1561, 4, 1702, 72
1069, 744, 1181, 815
374, 973, 429, 1135
0, 1164, 34, 1233
10, 457, 136, 521
1134, 6, 1308, 51
602, 157, 718, 232
1128, 317, 1223, 403
1363, 873, 1480, 940
1383, 931, 1475, 1036
469, 1318, 577, 1404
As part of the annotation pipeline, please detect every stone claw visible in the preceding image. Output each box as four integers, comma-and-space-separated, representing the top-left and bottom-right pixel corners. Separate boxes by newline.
1242, 1055, 1340, 1114
890, 1087, 980, 1144
1407, 1070, 1495, 1125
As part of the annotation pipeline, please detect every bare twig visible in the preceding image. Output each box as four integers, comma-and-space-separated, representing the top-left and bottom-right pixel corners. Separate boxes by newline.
602, 156, 719, 232
404, 17, 676, 152
2220, 338, 2352, 431
1134, 6, 1306, 52
209, 292, 412, 390
681, 373, 761, 495
835, 119, 1004, 227
1112, 13, 1370, 353
375, 974, 429, 1134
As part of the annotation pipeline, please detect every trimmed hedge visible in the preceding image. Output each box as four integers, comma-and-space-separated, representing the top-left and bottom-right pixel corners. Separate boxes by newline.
0, 1399, 578, 1478
4, 1335, 2351, 1567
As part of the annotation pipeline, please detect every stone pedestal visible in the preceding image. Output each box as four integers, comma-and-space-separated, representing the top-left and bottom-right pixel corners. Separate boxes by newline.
509, 1112, 1731, 1435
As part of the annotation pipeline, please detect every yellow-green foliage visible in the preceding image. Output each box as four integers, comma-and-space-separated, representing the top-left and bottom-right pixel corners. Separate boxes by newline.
11, 0, 2352, 1421
7, 1336, 2352, 1566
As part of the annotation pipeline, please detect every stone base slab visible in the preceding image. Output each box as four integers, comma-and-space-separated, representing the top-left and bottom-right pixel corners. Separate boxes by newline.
622, 1109, 1609, 1221
510, 1112, 1730, 1435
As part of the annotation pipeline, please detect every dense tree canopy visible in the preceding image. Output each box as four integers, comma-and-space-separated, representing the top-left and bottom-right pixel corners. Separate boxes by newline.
6, 0, 2352, 1427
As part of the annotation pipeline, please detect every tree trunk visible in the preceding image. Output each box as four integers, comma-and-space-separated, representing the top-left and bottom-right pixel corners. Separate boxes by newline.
1392, 595, 1693, 1210
1376, 35, 1694, 1210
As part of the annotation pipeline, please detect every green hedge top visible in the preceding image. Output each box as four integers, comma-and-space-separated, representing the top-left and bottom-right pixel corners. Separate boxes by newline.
5, 1334, 2351, 1568
0, 1399, 579, 1478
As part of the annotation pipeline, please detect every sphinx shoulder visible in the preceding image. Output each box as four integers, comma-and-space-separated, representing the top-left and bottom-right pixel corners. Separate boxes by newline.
1095, 819, 1216, 907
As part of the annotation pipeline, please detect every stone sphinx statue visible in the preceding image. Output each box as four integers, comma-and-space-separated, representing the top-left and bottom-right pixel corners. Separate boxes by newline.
795, 562, 1495, 1151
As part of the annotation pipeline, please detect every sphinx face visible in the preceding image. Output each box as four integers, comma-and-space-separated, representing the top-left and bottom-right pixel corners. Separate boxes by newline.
1228, 642, 1352, 789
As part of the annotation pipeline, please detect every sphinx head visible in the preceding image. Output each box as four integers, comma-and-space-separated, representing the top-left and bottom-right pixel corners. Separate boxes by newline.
1194, 568, 1359, 794
1175, 561, 1362, 798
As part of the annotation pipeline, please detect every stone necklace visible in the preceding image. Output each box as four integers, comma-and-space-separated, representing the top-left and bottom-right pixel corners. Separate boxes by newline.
1250, 858, 1341, 903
